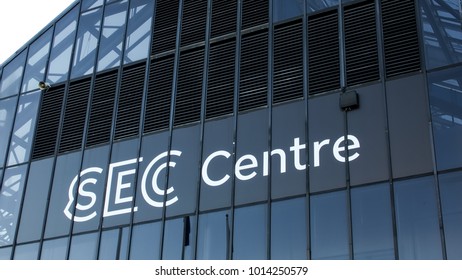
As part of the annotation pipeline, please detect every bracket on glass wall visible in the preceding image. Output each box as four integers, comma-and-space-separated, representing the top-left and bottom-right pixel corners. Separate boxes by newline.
339, 89, 359, 111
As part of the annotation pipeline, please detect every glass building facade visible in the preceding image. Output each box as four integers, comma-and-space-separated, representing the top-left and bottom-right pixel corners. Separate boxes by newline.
0, 0, 461, 260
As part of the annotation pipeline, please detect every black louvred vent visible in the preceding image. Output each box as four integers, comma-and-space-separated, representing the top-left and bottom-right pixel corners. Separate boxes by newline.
211, 0, 237, 38
381, 0, 421, 77
174, 48, 204, 126
206, 38, 235, 119
32, 85, 65, 159
86, 70, 118, 147
152, 0, 179, 54
144, 55, 174, 133
181, 0, 207, 47
114, 62, 146, 140
242, 0, 268, 30
308, 10, 340, 95
239, 29, 268, 112
58, 78, 91, 154
273, 18, 303, 104
344, 0, 380, 86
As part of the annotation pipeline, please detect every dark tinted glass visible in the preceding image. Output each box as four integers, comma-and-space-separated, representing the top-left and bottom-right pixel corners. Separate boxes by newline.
439, 171, 462, 259
273, 0, 304, 22
197, 210, 230, 260
310, 190, 349, 260
233, 204, 267, 260
68, 232, 98, 259
98, 229, 119, 260
307, 0, 338, 13
130, 221, 161, 260
271, 197, 307, 259
394, 176, 443, 259
162, 218, 184, 260
351, 184, 395, 260
40, 237, 68, 260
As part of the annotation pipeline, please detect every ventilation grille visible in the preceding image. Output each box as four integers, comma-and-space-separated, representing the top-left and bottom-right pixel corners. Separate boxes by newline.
174, 48, 204, 126
144, 55, 174, 133
181, 0, 207, 47
381, 0, 421, 77
344, 0, 380, 86
211, 0, 237, 38
58, 78, 91, 154
273, 19, 303, 104
114, 62, 146, 140
242, 0, 268, 30
32, 85, 65, 159
206, 38, 235, 119
308, 10, 340, 95
152, 0, 179, 54
86, 70, 118, 147
239, 30, 268, 112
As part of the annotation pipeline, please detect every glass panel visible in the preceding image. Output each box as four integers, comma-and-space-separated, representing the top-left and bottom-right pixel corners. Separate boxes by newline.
45, 152, 82, 238
0, 51, 27, 98
130, 221, 161, 260
71, 8, 103, 78
307, 0, 338, 13
40, 237, 68, 260
17, 158, 54, 243
420, 0, 462, 69
0, 96, 17, 167
428, 67, 462, 170
68, 232, 98, 259
72, 146, 111, 234
98, 229, 119, 260
97, 0, 129, 71
439, 171, 462, 259
310, 190, 349, 260
197, 210, 230, 260
162, 218, 184, 260
21, 28, 53, 93
233, 204, 267, 260
13, 243, 39, 260
82, 0, 104, 11
0, 247, 11, 259
351, 184, 395, 260
47, 6, 79, 84
394, 176, 443, 260
273, 0, 304, 23
271, 197, 307, 259
124, 0, 154, 63
0, 164, 27, 247
7, 90, 41, 166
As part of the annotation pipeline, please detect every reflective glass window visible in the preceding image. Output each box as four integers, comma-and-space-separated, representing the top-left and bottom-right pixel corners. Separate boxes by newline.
233, 204, 267, 260
98, 229, 119, 260
124, 0, 154, 63
69, 232, 98, 259
45, 152, 82, 238
307, 0, 338, 13
0, 247, 11, 259
0, 164, 27, 247
197, 210, 230, 260
47, 6, 79, 84
82, 0, 104, 10
310, 190, 349, 260
40, 237, 68, 260
439, 171, 462, 259
394, 176, 443, 259
428, 67, 462, 171
17, 158, 54, 243
162, 216, 195, 260
13, 243, 39, 260
420, 0, 462, 69
21, 28, 53, 93
351, 184, 395, 260
7, 90, 41, 166
130, 221, 161, 260
0, 96, 17, 167
71, 8, 103, 78
97, 0, 128, 71
273, 0, 304, 23
271, 197, 307, 259
0, 50, 27, 98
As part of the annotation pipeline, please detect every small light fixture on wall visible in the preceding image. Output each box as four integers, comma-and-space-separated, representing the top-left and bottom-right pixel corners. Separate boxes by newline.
339, 89, 359, 111
38, 81, 51, 91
